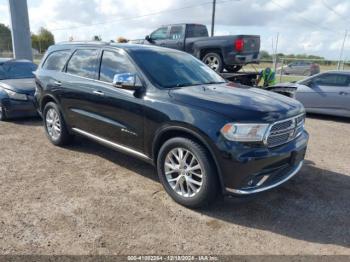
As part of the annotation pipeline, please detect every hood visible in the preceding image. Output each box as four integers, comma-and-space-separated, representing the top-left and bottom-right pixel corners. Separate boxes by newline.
169, 83, 305, 123
0, 78, 36, 95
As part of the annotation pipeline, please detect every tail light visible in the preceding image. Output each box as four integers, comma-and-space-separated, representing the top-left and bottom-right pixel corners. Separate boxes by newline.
234, 38, 244, 52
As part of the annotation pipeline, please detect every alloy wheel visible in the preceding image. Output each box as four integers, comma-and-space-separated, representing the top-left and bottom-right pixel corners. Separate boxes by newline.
204, 56, 220, 71
164, 147, 203, 198
46, 108, 61, 140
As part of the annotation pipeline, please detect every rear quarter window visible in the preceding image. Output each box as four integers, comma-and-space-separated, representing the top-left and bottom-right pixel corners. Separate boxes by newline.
186, 25, 208, 38
42, 50, 71, 71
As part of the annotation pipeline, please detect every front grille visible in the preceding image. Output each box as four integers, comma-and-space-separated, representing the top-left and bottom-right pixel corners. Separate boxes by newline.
266, 114, 305, 148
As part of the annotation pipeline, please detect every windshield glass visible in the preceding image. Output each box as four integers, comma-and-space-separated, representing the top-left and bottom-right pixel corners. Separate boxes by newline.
0, 62, 37, 80
130, 49, 226, 88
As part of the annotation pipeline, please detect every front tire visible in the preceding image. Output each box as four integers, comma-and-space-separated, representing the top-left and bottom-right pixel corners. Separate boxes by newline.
43, 102, 72, 146
157, 137, 218, 208
202, 52, 223, 72
0, 104, 7, 121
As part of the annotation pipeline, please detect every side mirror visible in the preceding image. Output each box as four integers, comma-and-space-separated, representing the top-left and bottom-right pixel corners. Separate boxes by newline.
145, 35, 152, 42
112, 73, 141, 91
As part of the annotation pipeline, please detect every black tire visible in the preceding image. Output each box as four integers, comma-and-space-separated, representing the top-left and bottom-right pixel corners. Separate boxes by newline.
225, 65, 242, 73
43, 102, 72, 146
202, 52, 223, 73
157, 137, 219, 208
303, 70, 311, 76
0, 104, 7, 121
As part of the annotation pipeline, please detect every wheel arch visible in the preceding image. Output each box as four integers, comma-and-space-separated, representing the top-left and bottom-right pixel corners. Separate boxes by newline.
41, 94, 59, 113
199, 48, 223, 60
152, 124, 225, 192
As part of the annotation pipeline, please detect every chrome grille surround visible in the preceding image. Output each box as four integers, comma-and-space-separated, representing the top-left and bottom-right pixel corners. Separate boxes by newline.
264, 114, 305, 148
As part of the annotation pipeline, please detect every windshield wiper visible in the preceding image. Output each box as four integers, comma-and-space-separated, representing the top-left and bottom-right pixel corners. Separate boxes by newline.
203, 81, 226, 85
175, 83, 203, 87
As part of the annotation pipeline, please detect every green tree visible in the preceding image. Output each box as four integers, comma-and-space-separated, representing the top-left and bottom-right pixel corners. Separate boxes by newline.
0, 23, 12, 52
31, 27, 55, 53
259, 50, 271, 60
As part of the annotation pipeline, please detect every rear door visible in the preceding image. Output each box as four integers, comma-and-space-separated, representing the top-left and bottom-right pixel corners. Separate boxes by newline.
59, 48, 101, 132
166, 25, 185, 50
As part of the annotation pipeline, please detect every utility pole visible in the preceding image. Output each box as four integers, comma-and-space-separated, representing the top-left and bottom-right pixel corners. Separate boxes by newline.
337, 30, 348, 70
8, 0, 33, 61
211, 0, 216, 37
272, 33, 279, 73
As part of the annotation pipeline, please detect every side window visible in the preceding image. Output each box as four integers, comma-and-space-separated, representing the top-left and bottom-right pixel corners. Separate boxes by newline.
169, 26, 184, 40
186, 25, 209, 38
346, 76, 350, 87
314, 74, 349, 86
99, 50, 136, 83
150, 27, 168, 40
42, 50, 71, 71
66, 49, 99, 78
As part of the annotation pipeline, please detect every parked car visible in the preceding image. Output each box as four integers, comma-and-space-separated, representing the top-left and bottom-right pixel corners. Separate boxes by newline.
34, 42, 308, 208
277, 61, 320, 76
0, 59, 38, 120
273, 71, 350, 117
132, 23, 260, 73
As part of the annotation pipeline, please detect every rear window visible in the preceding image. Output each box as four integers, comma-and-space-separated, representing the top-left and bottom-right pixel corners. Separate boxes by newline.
186, 25, 208, 38
42, 50, 71, 71
66, 49, 99, 79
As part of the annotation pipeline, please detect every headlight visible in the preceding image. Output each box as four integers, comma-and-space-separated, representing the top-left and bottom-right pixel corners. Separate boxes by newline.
221, 123, 269, 142
4, 89, 27, 101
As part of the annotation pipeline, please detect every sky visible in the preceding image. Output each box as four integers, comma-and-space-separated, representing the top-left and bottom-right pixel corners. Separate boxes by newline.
0, 0, 349, 60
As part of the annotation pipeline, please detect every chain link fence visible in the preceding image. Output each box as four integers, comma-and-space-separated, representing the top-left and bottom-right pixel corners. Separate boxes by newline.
244, 57, 350, 84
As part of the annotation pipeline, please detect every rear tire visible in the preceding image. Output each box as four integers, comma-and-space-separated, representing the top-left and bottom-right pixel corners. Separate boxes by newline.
157, 137, 219, 208
303, 70, 311, 76
225, 65, 242, 73
43, 102, 72, 146
202, 52, 223, 73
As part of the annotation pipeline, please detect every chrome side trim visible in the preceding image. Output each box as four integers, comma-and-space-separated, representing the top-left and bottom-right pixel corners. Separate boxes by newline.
71, 128, 150, 161
225, 161, 304, 195
70, 108, 128, 130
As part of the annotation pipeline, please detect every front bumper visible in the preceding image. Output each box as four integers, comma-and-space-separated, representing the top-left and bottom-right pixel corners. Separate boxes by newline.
1, 96, 38, 119
216, 130, 309, 195
226, 160, 304, 194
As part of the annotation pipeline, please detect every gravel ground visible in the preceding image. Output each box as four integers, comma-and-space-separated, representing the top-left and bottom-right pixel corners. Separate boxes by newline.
0, 115, 349, 255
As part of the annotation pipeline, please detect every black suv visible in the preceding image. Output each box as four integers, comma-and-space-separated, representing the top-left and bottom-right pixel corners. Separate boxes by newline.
34, 42, 308, 208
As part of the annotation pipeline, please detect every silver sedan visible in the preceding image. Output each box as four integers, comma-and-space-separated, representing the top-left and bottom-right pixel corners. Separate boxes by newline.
273, 71, 350, 117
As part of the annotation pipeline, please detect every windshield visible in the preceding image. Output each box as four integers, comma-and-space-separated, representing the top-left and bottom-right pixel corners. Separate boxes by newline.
0, 62, 37, 80
130, 49, 226, 88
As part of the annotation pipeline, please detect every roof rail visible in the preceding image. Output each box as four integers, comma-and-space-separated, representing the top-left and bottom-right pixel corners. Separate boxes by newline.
56, 41, 110, 45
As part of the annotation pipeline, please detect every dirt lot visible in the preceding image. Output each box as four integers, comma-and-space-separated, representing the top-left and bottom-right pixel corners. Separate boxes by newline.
0, 115, 349, 255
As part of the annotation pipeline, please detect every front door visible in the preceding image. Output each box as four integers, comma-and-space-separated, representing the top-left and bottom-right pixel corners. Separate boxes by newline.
165, 25, 185, 51
149, 26, 169, 47
296, 73, 350, 114
84, 49, 145, 152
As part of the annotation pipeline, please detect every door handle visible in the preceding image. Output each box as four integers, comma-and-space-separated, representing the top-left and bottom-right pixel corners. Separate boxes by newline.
93, 90, 105, 96
339, 91, 348, 95
53, 80, 61, 86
